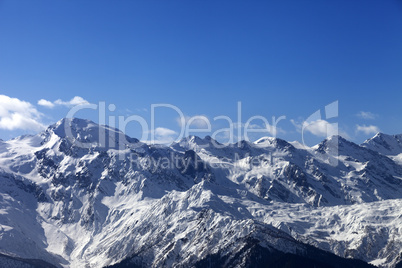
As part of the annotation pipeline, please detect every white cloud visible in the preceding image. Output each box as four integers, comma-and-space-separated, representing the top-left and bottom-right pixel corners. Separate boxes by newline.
143, 127, 178, 144
356, 111, 378, 120
177, 115, 210, 128
293, 119, 350, 139
302, 119, 338, 137
38, 96, 90, 108
356, 124, 380, 135
0, 95, 45, 131
154, 127, 177, 137
176, 115, 210, 129
37, 99, 55, 108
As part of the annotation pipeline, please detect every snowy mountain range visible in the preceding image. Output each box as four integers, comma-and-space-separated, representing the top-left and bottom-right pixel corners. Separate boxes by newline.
0, 118, 401, 267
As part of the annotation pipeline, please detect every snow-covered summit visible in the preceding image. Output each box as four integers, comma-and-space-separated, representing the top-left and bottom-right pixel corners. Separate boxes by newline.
171, 135, 221, 150
0, 119, 401, 267
362, 132, 402, 156
44, 118, 140, 149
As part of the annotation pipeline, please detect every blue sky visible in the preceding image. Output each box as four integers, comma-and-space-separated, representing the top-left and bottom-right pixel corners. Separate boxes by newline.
0, 0, 401, 145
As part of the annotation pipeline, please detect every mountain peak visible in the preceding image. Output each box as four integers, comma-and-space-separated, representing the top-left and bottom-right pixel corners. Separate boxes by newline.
319, 135, 350, 145
362, 132, 402, 156
253, 136, 293, 149
314, 135, 355, 155
254, 136, 276, 144
49, 118, 98, 138
175, 135, 221, 147
45, 117, 140, 149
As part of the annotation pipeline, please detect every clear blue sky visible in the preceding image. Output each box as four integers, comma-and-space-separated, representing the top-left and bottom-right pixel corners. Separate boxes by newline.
0, 0, 401, 145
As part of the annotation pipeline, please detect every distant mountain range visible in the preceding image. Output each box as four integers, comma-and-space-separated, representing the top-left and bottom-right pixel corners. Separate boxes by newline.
0, 118, 401, 267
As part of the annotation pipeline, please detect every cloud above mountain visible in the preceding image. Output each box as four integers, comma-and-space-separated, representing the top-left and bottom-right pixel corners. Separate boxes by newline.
144, 127, 178, 144
38, 96, 90, 108
0, 95, 45, 131
356, 124, 380, 135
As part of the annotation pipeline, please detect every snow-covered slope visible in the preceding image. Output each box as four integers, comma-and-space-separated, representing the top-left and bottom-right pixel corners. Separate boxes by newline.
0, 118, 401, 267
362, 133, 402, 156
362, 133, 402, 166
174, 135, 402, 206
